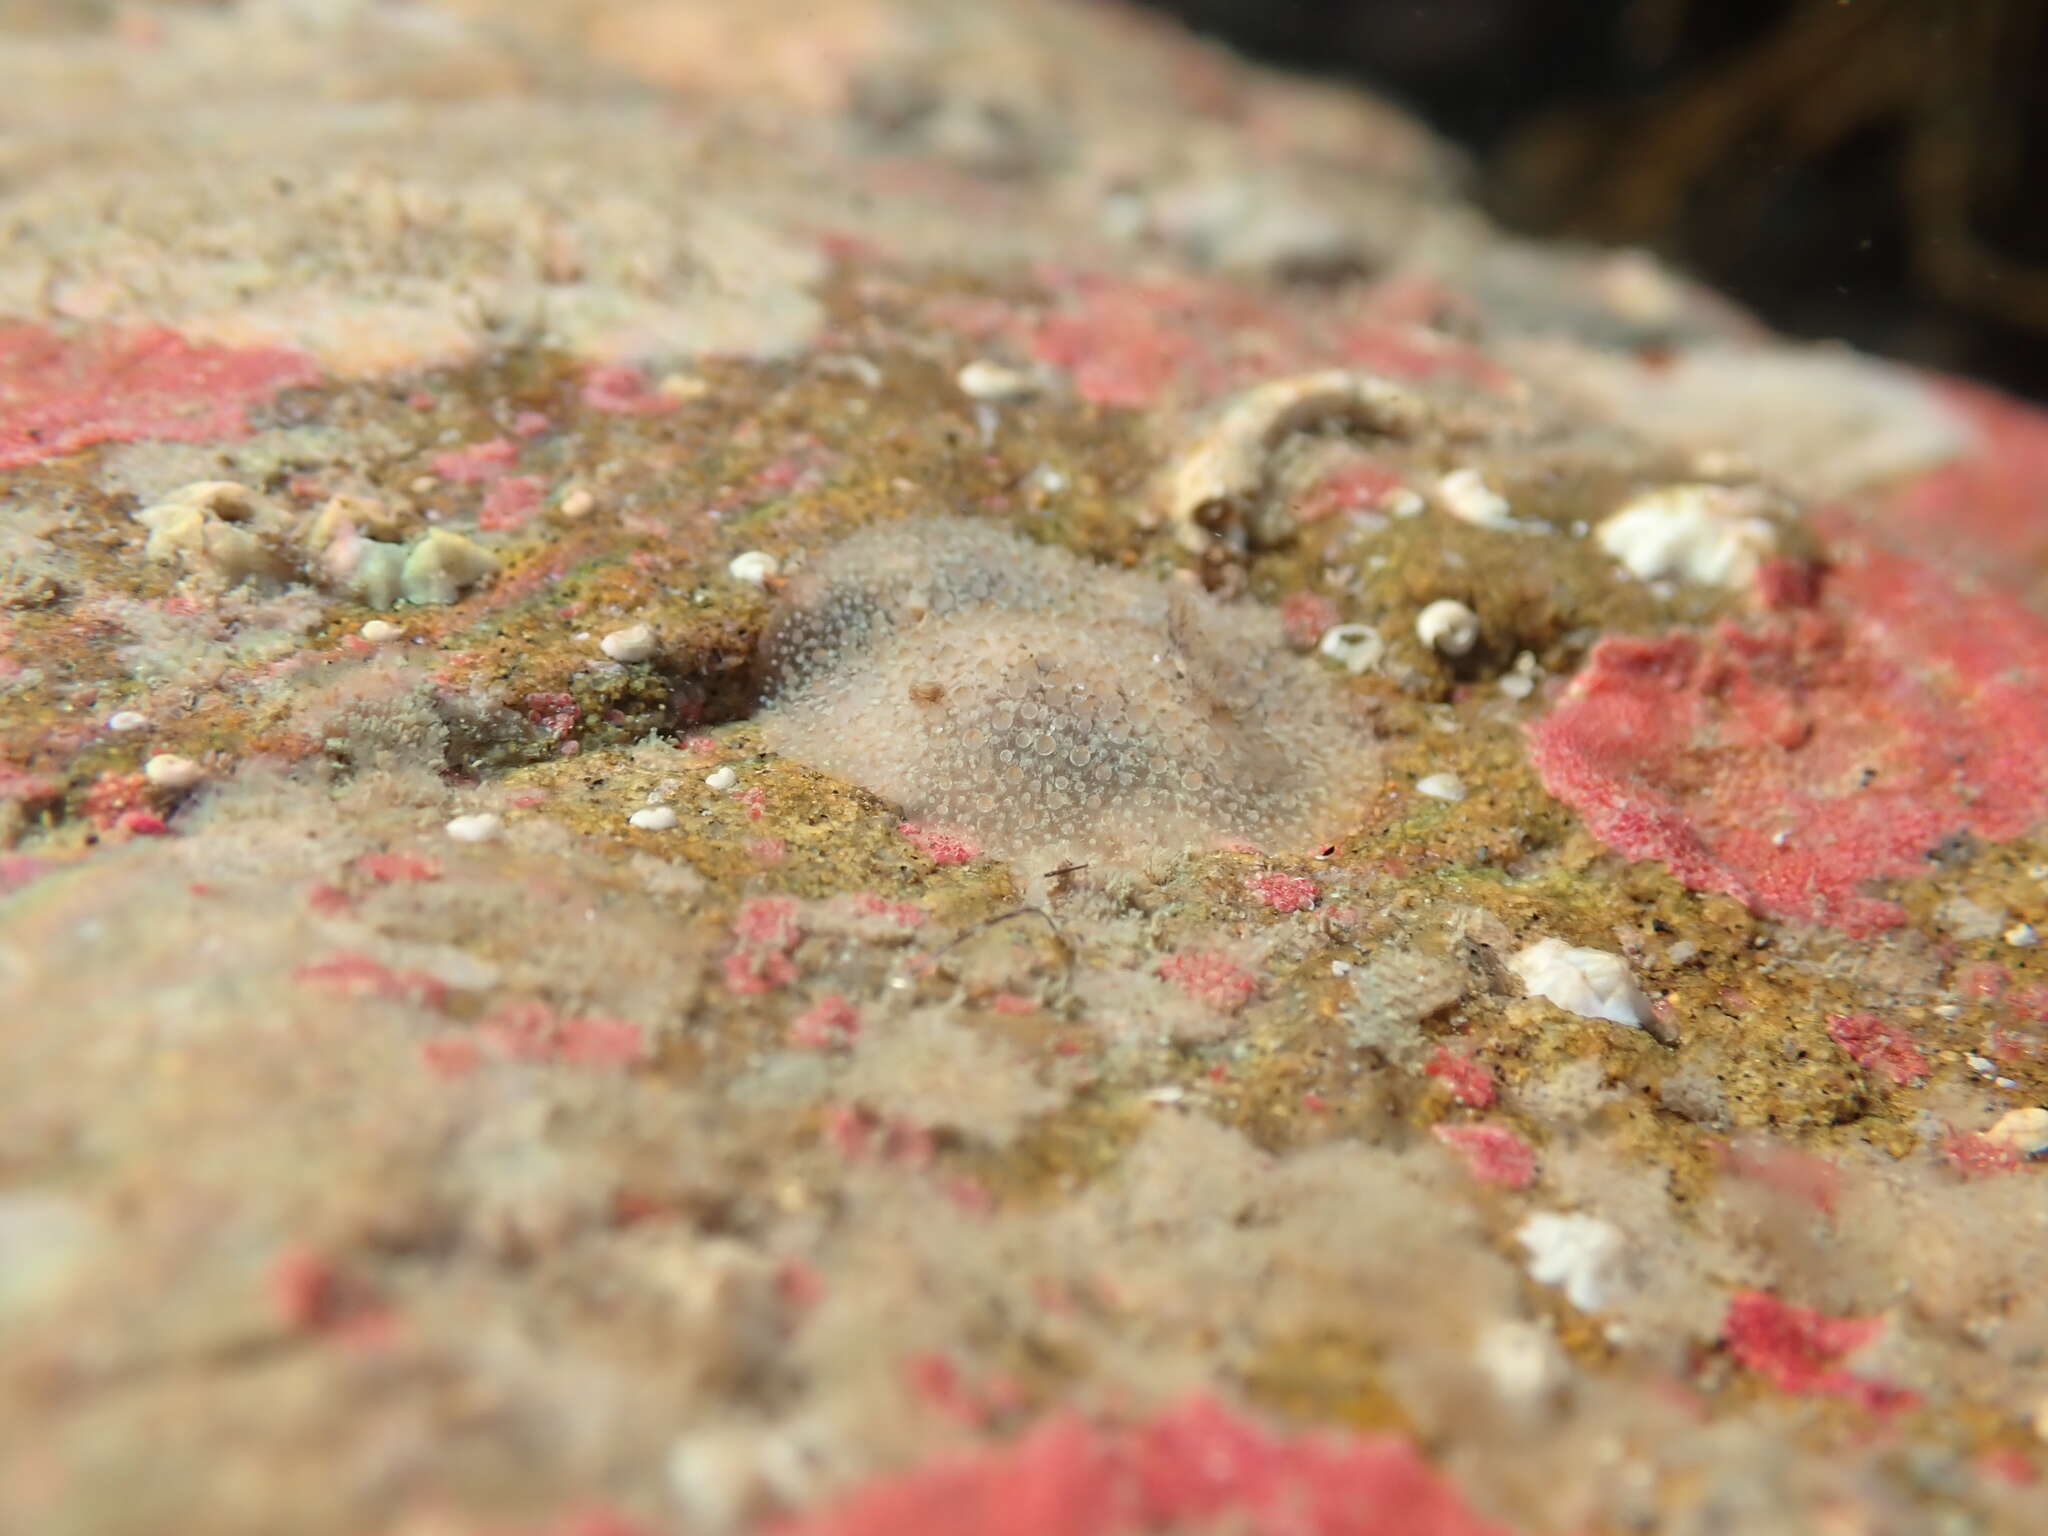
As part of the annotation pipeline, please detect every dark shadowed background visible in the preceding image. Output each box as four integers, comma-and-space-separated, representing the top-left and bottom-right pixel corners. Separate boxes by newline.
1145, 0, 2048, 401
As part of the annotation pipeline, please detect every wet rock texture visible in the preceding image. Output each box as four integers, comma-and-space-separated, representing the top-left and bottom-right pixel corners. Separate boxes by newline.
3, 3, 2048, 1534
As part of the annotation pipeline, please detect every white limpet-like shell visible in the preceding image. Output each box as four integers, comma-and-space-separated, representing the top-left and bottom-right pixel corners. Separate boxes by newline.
1984, 1107, 2048, 1157
1416, 771, 1465, 802
1509, 937, 1651, 1028
601, 623, 657, 663
143, 754, 205, 790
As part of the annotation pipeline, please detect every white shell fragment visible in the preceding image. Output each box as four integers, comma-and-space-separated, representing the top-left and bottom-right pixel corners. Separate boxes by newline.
704, 766, 739, 792
1435, 468, 1517, 531
444, 812, 504, 843
106, 710, 150, 733
1317, 623, 1385, 675
1160, 370, 1422, 549
1985, 1107, 2048, 1157
728, 551, 779, 587
628, 806, 679, 831
1415, 598, 1480, 656
1517, 1212, 1628, 1312
956, 359, 1037, 401
359, 619, 403, 643
143, 754, 205, 790
601, 623, 657, 663
1595, 484, 1779, 588
1416, 772, 1466, 802
1510, 937, 1651, 1028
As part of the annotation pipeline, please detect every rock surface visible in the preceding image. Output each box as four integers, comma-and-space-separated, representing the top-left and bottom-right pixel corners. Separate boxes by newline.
4, 3, 2048, 1534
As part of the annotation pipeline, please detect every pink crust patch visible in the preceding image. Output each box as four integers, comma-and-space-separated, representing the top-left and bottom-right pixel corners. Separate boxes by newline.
1424, 1048, 1497, 1109
1722, 1291, 1916, 1415
790, 993, 860, 1050
0, 322, 320, 469
1278, 591, 1340, 652
477, 1001, 647, 1067
949, 270, 1507, 410
1526, 545, 2048, 936
581, 364, 675, 416
1712, 1138, 1840, 1216
852, 892, 927, 928
0, 853, 59, 896
1431, 1123, 1535, 1188
1941, 1129, 2028, 1179
726, 896, 804, 995
293, 951, 448, 1010
430, 437, 518, 483
351, 851, 441, 884
1, 763, 64, 807
1883, 377, 2048, 571
1156, 950, 1257, 1014
1246, 871, 1317, 913
1295, 459, 1410, 524
898, 822, 979, 866
267, 1245, 394, 1345
767, 1394, 1515, 1536
81, 771, 152, 830
1825, 1013, 1929, 1087
475, 1511, 660, 1536
479, 474, 546, 531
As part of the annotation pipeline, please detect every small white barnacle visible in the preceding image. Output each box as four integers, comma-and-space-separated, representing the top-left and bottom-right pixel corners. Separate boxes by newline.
1415, 598, 1479, 657
728, 551, 779, 587
1317, 623, 1384, 676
